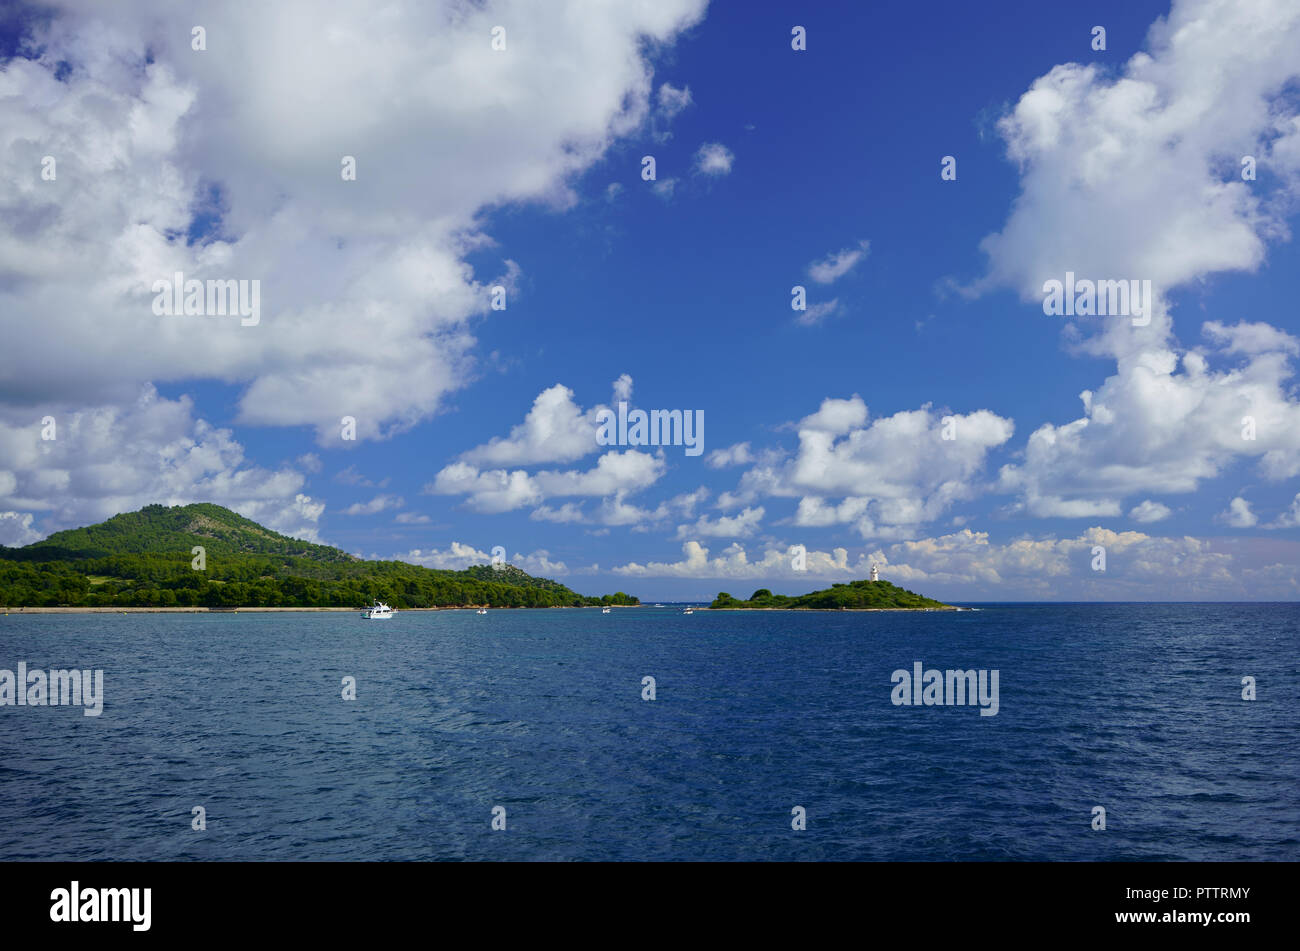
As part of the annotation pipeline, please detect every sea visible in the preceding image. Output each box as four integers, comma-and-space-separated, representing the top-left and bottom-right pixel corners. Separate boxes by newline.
1, 603, 1296, 861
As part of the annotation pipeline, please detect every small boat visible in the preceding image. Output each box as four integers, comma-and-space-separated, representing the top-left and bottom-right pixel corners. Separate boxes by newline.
361, 601, 395, 619
654, 603, 664, 608
476, 608, 488, 615
601, 606, 611, 614
682, 607, 694, 615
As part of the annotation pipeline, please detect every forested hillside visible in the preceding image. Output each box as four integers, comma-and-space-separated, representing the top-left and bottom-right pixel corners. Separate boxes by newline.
0, 504, 638, 609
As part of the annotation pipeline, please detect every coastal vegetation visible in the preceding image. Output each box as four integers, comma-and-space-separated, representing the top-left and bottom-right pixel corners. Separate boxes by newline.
0, 504, 639, 609
708, 579, 950, 610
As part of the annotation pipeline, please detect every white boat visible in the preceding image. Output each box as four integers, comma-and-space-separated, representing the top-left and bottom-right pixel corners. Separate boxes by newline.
361, 601, 394, 619
682, 607, 694, 615
476, 608, 488, 615
601, 606, 611, 614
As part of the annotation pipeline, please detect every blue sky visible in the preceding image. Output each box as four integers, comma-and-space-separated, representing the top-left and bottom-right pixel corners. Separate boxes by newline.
2, 0, 1300, 601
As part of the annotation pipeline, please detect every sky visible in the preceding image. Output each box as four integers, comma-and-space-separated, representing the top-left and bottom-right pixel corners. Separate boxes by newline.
2, 0, 1300, 602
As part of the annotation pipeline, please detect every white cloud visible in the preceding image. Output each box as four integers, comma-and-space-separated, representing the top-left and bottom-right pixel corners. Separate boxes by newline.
651, 176, 679, 199
0, 512, 42, 547
460, 384, 595, 466
657, 82, 692, 118
393, 542, 574, 577
799, 396, 869, 435
532, 486, 707, 529
996, 324, 1300, 516
721, 396, 1014, 538
807, 240, 870, 284
978, 0, 1300, 334
976, 0, 1300, 516
876, 527, 1238, 596
1128, 499, 1172, 523
614, 540, 858, 580
675, 506, 764, 539
394, 542, 490, 571
611, 526, 1290, 599
342, 494, 404, 516
694, 142, 734, 175
427, 449, 665, 514
1218, 496, 1258, 528
794, 299, 841, 327
1203, 320, 1300, 356
0, 0, 708, 444
705, 442, 754, 469
394, 512, 431, 524
0, 386, 322, 540
530, 502, 587, 524
1265, 493, 1300, 528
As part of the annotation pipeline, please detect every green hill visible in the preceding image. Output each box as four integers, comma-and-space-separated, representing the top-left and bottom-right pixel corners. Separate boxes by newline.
0, 503, 638, 609
709, 579, 950, 611
24, 502, 352, 562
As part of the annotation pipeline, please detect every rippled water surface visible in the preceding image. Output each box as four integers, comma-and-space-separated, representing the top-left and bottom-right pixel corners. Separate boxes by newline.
1, 603, 1296, 860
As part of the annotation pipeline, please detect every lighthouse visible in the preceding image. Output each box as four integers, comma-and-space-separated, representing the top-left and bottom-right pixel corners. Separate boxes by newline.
870, 563, 879, 582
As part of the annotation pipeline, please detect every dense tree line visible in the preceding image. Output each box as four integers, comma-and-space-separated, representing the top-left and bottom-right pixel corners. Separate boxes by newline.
0, 554, 639, 608
709, 580, 948, 610
0, 503, 639, 609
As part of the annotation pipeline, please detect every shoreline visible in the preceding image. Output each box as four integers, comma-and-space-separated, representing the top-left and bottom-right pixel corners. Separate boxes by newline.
1, 605, 643, 614
706, 606, 959, 612
0, 605, 961, 614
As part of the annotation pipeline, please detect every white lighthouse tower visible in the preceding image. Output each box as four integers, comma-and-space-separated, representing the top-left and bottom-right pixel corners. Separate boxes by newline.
870, 563, 879, 582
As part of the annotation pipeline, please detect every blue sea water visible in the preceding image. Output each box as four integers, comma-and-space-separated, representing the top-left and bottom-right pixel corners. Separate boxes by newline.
0, 603, 1296, 861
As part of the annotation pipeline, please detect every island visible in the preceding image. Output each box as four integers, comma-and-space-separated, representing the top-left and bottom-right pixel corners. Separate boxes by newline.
708, 579, 952, 611
0, 503, 639, 610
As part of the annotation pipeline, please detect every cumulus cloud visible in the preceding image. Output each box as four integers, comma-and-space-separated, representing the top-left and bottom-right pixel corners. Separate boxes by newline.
1218, 496, 1258, 528
613, 526, 1291, 599
427, 449, 665, 514
876, 526, 1239, 597
0, 511, 42, 547
459, 384, 596, 466
719, 396, 1015, 538
426, 377, 691, 523
0, 0, 708, 444
531, 486, 708, 529
1265, 493, 1300, 528
613, 540, 859, 580
0, 386, 322, 540
1128, 499, 1172, 523
393, 542, 575, 577
977, 0, 1300, 516
997, 322, 1300, 516
675, 506, 763, 539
